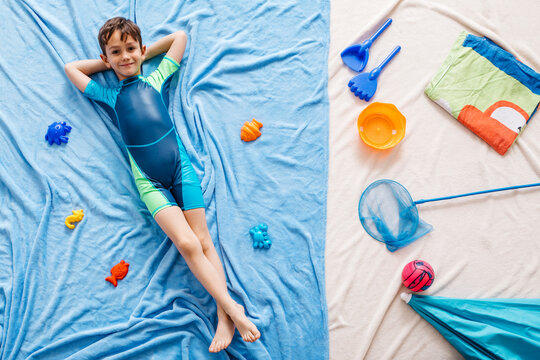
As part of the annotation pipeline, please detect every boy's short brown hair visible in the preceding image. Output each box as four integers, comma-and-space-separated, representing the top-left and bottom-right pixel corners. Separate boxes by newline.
98, 17, 142, 55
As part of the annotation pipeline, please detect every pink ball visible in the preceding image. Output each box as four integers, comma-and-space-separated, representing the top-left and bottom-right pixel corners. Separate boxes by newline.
402, 260, 435, 292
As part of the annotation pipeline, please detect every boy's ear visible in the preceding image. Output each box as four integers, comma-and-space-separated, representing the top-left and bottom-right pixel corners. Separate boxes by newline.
141, 45, 147, 60
100, 54, 111, 69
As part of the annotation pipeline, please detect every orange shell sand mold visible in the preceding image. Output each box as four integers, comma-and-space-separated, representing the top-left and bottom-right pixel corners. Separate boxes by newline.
241, 119, 263, 142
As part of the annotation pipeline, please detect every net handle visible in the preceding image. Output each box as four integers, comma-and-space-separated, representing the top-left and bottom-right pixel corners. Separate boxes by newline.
414, 182, 540, 205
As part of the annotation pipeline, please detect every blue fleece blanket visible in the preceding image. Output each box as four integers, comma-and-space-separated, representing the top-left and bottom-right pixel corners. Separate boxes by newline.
0, 0, 329, 359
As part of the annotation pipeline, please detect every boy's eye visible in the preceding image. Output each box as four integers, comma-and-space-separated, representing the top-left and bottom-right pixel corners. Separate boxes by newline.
112, 50, 119, 54
128, 47, 135, 51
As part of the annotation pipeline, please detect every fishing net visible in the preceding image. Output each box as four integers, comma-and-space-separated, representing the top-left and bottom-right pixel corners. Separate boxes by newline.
358, 179, 432, 252
359, 179, 540, 252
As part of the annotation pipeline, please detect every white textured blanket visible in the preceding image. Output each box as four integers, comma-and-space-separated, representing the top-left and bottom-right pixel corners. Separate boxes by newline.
327, 0, 540, 358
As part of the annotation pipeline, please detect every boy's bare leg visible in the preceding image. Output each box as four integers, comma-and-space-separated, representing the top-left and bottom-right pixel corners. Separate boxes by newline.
154, 206, 260, 349
184, 208, 235, 352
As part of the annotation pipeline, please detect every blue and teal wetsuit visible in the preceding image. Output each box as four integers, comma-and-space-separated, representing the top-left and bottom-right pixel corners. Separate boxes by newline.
84, 56, 204, 217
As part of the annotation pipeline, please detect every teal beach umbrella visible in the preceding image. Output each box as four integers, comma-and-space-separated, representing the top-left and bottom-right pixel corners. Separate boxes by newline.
401, 293, 540, 359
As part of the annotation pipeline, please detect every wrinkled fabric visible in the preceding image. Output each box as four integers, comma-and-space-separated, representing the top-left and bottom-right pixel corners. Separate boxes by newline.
0, 0, 329, 358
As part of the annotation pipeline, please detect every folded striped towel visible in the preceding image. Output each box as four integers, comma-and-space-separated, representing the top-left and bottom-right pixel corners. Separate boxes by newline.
425, 31, 540, 155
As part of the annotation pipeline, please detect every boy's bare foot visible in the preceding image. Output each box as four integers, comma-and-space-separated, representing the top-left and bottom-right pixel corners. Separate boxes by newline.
226, 303, 261, 343
209, 310, 235, 352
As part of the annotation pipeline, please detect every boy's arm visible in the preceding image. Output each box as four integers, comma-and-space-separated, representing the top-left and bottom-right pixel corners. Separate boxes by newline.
145, 31, 187, 64
64, 60, 109, 92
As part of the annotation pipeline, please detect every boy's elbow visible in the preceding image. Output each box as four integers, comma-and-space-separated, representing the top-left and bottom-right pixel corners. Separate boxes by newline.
64, 62, 74, 75
176, 30, 187, 42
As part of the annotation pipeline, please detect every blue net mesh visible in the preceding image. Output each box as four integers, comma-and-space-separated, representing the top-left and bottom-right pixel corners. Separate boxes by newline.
358, 180, 433, 252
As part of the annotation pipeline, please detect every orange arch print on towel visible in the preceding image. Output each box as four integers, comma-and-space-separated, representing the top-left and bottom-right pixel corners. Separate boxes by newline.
457, 101, 529, 155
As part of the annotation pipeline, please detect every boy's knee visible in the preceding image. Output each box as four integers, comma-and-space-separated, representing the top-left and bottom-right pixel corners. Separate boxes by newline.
191, 228, 212, 253
174, 235, 201, 257
199, 233, 213, 253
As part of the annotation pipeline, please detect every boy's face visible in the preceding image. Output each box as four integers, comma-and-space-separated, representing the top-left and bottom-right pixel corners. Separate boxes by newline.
100, 30, 146, 80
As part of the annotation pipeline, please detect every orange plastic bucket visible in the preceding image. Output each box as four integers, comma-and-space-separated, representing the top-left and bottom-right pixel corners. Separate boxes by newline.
357, 102, 406, 149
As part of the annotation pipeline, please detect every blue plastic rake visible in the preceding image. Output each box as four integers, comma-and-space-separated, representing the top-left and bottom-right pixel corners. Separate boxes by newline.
358, 179, 540, 252
348, 46, 401, 101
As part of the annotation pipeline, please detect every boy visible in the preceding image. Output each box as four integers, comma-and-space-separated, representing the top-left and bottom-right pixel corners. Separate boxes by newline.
64, 17, 260, 353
